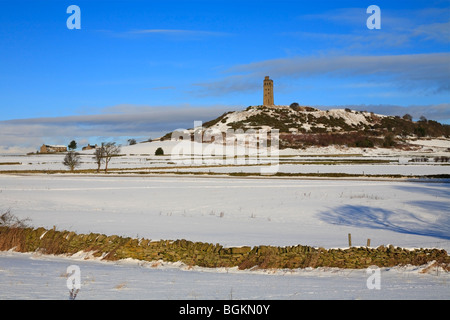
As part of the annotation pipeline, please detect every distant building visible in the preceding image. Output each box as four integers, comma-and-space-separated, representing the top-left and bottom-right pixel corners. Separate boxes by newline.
82, 144, 98, 151
40, 144, 67, 153
263, 76, 274, 106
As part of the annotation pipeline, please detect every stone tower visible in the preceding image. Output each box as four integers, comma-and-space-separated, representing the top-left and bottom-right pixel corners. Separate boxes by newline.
263, 76, 274, 106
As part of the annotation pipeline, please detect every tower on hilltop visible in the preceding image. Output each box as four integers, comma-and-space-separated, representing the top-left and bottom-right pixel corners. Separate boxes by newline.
263, 76, 274, 106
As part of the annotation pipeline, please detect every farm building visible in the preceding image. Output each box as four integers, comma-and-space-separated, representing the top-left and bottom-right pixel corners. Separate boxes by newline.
40, 144, 67, 153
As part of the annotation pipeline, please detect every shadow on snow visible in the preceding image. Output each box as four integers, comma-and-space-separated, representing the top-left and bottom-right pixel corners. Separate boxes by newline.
394, 183, 450, 199
318, 203, 450, 240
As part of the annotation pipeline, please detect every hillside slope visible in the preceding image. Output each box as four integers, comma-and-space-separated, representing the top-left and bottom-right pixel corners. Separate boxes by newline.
161, 105, 450, 149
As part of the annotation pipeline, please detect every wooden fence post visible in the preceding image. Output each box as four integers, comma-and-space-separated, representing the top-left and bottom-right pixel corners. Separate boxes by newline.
348, 233, 352, 247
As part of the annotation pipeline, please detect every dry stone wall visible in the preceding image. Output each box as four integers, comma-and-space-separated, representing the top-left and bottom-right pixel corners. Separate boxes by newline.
0, 226, 448, 270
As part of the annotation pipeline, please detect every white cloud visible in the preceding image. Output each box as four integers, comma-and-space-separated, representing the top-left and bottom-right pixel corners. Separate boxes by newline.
297, 6, 450, 43
194, 53, 450, 96
1, 102, 448, 155
0, 104, 239, 154
413, 21, 450, 43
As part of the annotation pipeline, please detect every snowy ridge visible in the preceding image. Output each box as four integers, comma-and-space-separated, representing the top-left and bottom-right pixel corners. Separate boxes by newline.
205, 105, 385, 133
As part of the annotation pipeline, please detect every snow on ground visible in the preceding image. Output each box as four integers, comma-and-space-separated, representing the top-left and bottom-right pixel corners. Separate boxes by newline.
1, 139, 449, 174
210, 105, 383, 133
407, 138, 450, 149
163, 163, 450, 176
0, 140, 449, 300
1, 175, 449, 250
0, 251, 448, 300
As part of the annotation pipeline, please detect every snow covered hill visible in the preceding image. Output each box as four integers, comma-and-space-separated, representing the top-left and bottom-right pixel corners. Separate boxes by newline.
158, 105, 450, 150
205, 105, 382, 133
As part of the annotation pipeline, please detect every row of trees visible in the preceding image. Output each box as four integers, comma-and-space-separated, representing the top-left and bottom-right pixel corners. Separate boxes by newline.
66, 138, 137, 151
63, 144, 165, 172
63, 142, 121, 173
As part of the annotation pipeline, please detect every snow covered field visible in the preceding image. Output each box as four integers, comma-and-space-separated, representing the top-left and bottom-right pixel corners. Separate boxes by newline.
1, 175, 449, 249
165, 163, 450, 176
0, 251, 448, 300
1, 140, 449, 177
0, 174, 449, 300
0, 139, 449, 300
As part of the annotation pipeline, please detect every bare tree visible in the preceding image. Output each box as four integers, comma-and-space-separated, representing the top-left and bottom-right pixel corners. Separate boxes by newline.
63, 151, 81, 171
93, 147, 105, 173
101, 142, 121, 173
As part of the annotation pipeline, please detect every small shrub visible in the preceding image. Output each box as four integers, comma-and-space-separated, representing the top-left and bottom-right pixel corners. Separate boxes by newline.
155, 147, 164, 156
411, 157, 429, 163
0, 210, 30, 228
434, 156, 449, 163
403, 114, 412, 121
355, 138, 374, 148
382, 134, 396, 148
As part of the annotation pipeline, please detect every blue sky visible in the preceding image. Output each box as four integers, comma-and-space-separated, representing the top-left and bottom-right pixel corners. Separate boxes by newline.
0, 0, 449, 153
